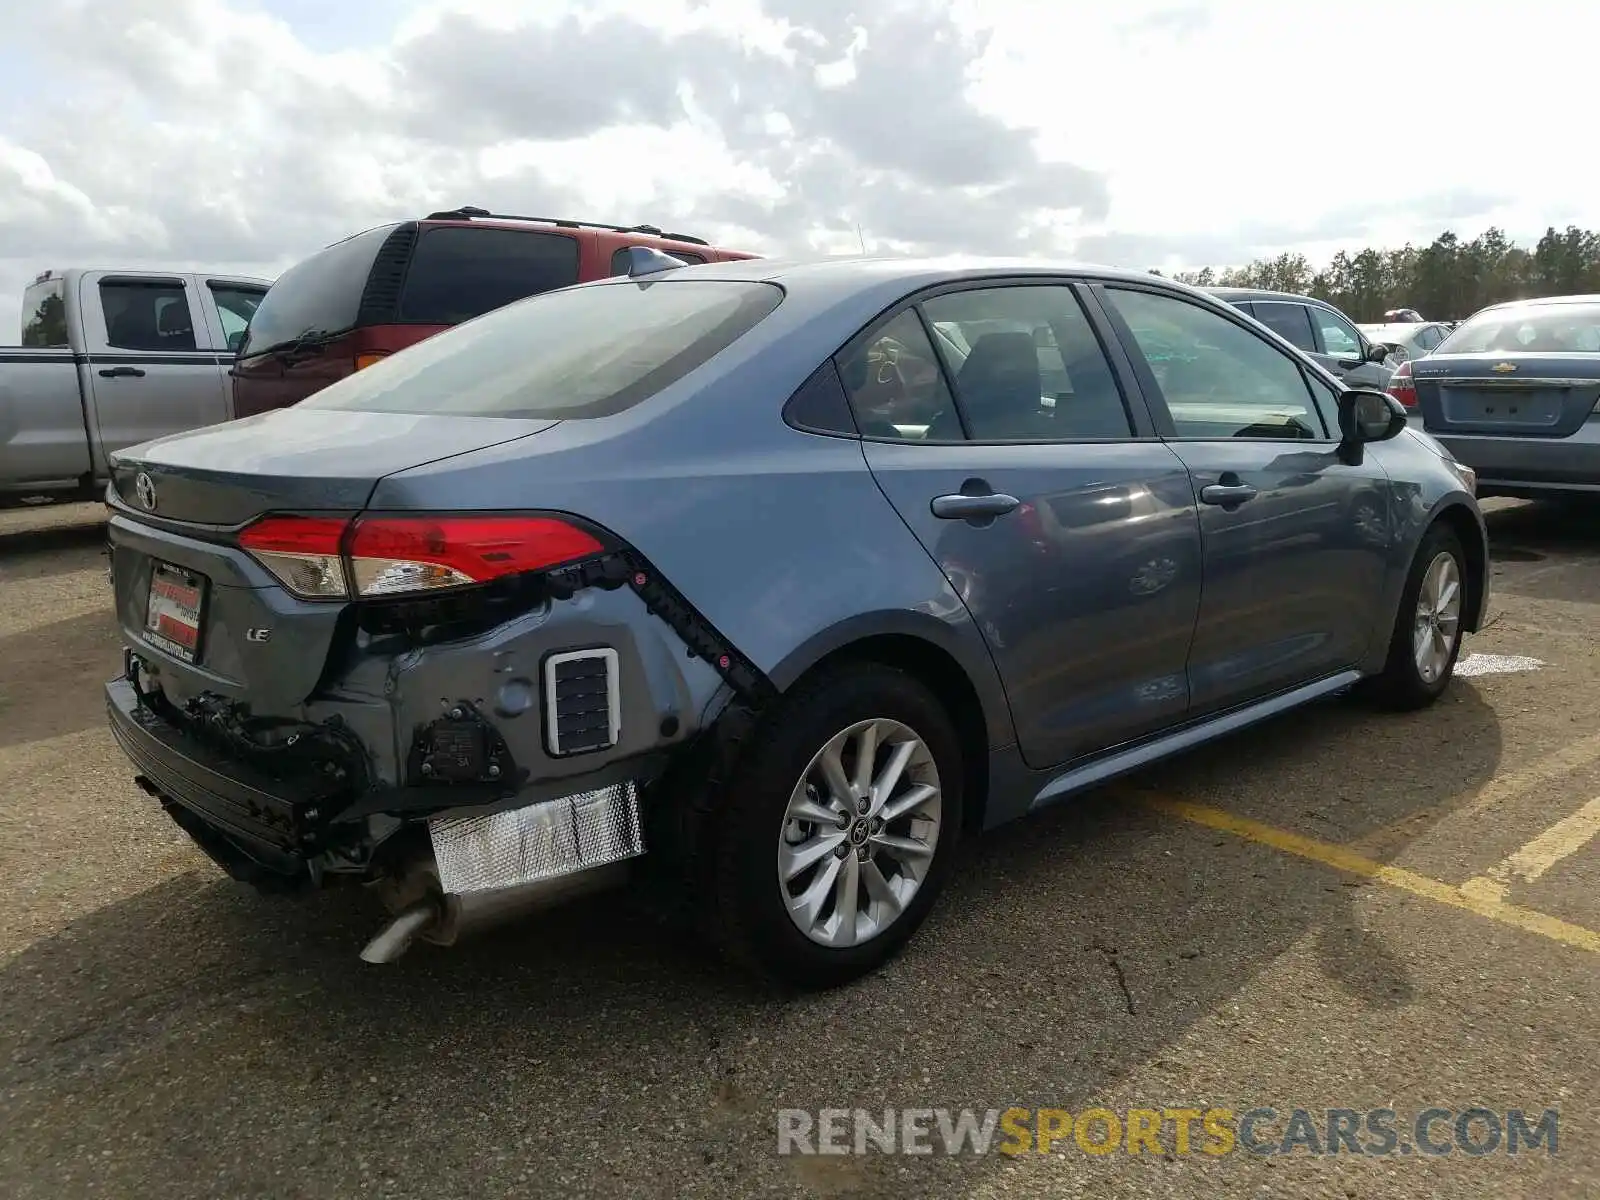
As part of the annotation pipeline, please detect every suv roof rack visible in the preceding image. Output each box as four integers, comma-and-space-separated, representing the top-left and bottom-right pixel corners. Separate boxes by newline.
422, 206, 710, 247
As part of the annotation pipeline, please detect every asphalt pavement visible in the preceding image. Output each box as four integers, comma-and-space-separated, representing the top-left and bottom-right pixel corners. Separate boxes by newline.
0, 497, 1596, 1199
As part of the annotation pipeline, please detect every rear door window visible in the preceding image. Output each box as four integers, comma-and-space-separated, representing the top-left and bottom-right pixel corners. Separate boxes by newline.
835, 310, 958, 441
208, 284, 266, 353
303, 279, 783, 420
398, 227, 580, 324
99, 280, 198, 352
609, 246, 707, 275
20, 279, 67, 347
918, 285, 1134, 440
1311, 306, 1364, 358
1251, 301, 1318, 353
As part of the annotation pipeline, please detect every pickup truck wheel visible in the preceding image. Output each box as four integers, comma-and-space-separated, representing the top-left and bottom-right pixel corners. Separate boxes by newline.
696, 662, 963, 990
1364, 522, 1467, 710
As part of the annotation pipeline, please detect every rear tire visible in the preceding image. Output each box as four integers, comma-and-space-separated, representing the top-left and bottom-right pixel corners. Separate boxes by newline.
1363, 522, 1468, 710
688, 662, 964, 990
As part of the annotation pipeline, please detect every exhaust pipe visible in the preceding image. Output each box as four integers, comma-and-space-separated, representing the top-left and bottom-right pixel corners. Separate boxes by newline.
359, 899, 439, 964
358, 859, 633, 964
358, 781, 646, 963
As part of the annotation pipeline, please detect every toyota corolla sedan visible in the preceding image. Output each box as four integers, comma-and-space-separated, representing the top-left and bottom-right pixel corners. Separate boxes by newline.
103, 253, 1488, 990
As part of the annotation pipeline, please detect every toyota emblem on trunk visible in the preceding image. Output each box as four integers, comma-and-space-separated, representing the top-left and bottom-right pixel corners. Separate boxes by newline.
134, 472, 157, 510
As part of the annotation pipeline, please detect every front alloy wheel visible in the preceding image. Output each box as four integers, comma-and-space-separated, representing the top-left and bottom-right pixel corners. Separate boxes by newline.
778, 718, 942, 949
1365, 522, 1468, 710
1412, 550, 1462, 685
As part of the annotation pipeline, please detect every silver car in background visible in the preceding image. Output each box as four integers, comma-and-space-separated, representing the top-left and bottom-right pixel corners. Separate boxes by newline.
1360, 320, 1454, 365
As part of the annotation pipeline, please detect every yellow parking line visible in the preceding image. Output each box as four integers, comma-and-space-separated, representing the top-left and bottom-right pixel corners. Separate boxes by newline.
1346, 728, 1600, 854
1461, 794, 1600, 904
1144, 796, 1600, 955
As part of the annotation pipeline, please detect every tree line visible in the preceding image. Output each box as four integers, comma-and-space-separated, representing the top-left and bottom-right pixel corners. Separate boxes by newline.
1157, 226, 1600, 323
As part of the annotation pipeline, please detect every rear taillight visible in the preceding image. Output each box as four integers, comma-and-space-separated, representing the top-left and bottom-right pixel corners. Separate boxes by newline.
347, 516, 604, 596
1386, 360, 1417, 409
239, 516, 349, 598
355, 352, 390, 370
237, 514, 607, 601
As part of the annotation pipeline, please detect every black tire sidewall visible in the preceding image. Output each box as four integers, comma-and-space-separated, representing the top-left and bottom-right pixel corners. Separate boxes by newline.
1384, 523, 1468, 703
713, 664, 964, 989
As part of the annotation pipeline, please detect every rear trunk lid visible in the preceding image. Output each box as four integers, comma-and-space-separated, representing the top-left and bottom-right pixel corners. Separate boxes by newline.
109, 408, 552, 525
1413, 352, 1600, 438
108, 408, 557, 709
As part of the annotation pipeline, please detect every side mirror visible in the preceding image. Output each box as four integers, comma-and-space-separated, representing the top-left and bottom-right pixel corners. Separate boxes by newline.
1363, 341, 1390, 364
1337, 388, 1407, 463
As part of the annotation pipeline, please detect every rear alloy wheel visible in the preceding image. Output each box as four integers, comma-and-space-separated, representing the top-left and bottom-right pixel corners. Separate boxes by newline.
698, 663, 963, 990
778, 717, 943, 949
1365, 523, 1468, 710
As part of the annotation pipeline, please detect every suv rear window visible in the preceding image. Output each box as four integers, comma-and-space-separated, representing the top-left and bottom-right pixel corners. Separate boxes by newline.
302, 279, 783, 420
240, 224, 398, 358
399, 227, 580, 324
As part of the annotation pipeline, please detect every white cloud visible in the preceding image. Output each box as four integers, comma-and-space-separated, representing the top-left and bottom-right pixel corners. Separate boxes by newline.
1, 0, 1597, 335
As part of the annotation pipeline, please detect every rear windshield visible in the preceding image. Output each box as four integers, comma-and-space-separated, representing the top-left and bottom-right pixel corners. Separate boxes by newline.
239, 224, 398, 357
21, 278, 67, 347
399, 227, 581, 324
1438, 303, 1600, 354
300, 279, 784, 420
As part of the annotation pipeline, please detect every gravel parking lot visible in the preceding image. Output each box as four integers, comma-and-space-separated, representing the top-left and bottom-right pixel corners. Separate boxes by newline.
1, 498, 1596, 1199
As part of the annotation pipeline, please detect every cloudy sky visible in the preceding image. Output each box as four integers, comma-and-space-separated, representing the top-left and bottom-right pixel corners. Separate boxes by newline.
2, 0, 1595, 334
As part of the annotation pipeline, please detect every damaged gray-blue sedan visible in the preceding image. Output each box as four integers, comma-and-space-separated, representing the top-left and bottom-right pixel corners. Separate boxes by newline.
103, 251, 1488, 989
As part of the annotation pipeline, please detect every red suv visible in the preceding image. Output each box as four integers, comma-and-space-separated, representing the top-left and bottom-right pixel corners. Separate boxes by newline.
231, 207, 759, 417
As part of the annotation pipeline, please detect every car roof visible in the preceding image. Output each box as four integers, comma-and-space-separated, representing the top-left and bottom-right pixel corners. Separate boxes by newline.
612, 254, 1184, 291
1361, 322, 1440, 340
1204, 286, 1332, 306
417, 210, 719, 250
1475, 293, 1600, 316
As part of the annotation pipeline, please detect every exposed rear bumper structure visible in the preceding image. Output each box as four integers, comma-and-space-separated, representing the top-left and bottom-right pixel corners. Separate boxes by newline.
108, 676, 315, 885
107, 672, 655, 960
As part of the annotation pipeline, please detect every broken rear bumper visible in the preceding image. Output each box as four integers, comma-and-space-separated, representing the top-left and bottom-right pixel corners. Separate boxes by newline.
107, 675, 323, 886
106, 672, 666, 896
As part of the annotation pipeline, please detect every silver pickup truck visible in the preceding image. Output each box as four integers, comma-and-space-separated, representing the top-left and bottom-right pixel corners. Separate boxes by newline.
1, 268, 271, 503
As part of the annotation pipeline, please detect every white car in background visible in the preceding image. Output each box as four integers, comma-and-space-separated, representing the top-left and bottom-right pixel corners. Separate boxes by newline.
1359, 320, 1454, 365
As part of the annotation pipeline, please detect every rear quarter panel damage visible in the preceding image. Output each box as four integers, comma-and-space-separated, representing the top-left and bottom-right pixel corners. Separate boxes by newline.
313, 585, 727, 792
369, 347, 1020, 753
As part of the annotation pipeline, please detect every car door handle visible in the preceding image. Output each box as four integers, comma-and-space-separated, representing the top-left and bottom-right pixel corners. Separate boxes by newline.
98, 366, 146, 378
930, 492, 1021, 520
1199, 482, 1258, 506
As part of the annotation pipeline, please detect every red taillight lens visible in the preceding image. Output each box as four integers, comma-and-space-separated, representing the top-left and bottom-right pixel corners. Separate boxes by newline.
1386, 360, 1417, 408
347, 516, 605, 597
238, 516, 350, 598
237, 513, 607, 600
